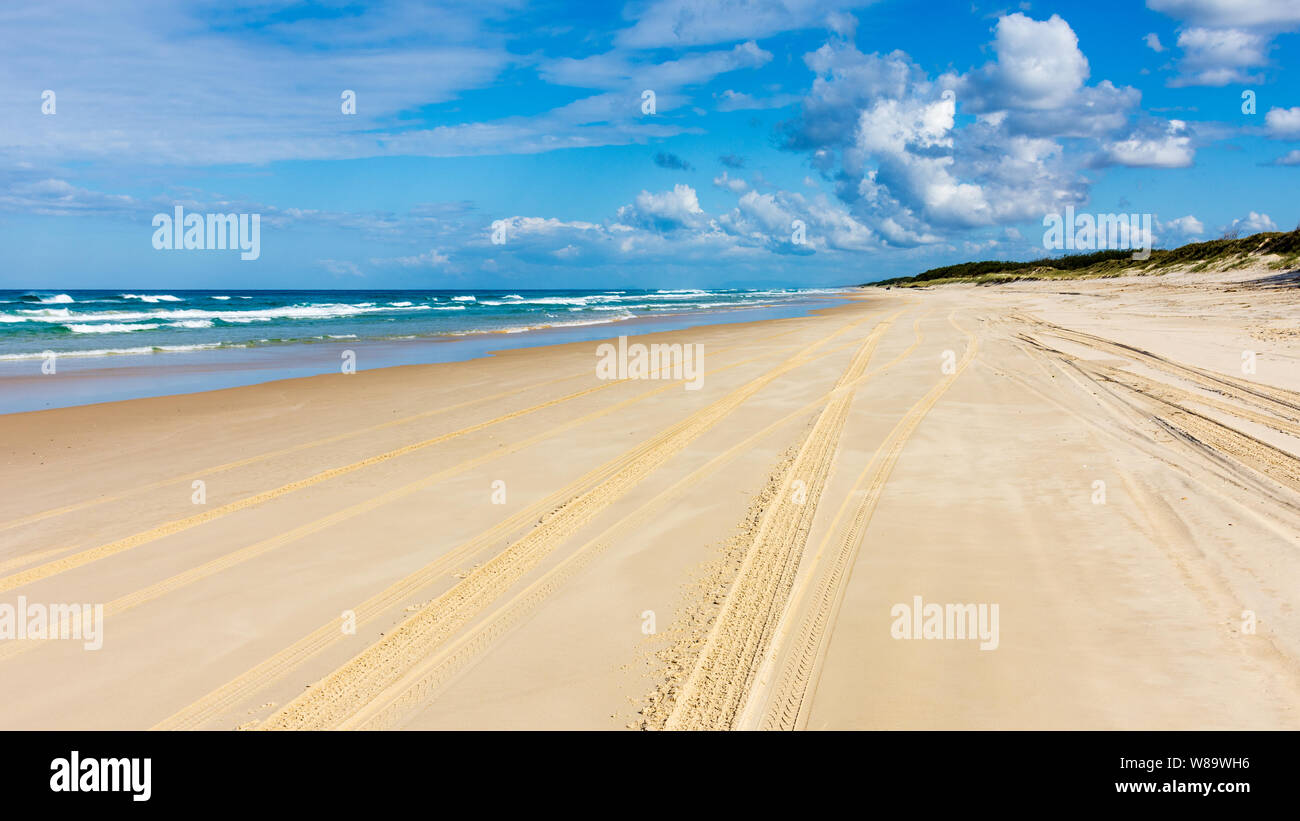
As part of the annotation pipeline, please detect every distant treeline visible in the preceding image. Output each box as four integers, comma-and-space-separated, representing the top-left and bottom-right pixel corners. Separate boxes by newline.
868, 229, 1300, 287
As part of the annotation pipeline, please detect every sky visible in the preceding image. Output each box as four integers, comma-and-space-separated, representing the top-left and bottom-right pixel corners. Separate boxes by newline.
2, 0, 1299, 289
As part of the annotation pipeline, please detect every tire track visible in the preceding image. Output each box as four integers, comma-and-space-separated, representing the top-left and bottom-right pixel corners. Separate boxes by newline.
659, 311, 917, 731
742, 313, 979, 730
7, 325, 869, 667
259, 310, 890, 730
0, 332, 797, 596
337, 313, 918, 730
154, 310, 890, 728
1014, 330, 1300, 497
1021, 317, 1300, 421
0, 332, 804, 536
1083, 362, 1300, 440
0, 544, 79, 576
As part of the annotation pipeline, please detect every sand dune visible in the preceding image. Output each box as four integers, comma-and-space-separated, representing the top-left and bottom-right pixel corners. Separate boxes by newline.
1, 266, 1298, 730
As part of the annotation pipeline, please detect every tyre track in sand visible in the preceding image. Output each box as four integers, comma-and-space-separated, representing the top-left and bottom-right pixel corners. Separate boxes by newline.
0, 329, 809, 538
660, 310, 932, 730
740, 313, 979, 730
992, 337, 1300, 694
1018, 316, 1300, 421
7, 324, 869, 668
154, 308, 891, 729
0, 330, 800, 597
1014, 330, 1300, 499
258, 308, 894, 730
334, 311, 920, 730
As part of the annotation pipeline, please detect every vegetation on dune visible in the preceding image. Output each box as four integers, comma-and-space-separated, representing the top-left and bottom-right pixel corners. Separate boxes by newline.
867, 228, 1300, 288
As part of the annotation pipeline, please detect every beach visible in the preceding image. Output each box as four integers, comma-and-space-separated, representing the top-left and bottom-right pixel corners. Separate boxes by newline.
1, 267, 1298, 730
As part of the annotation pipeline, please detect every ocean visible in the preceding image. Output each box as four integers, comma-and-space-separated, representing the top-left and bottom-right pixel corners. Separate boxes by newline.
0, 288, 845, 361
0, 288, 848, 413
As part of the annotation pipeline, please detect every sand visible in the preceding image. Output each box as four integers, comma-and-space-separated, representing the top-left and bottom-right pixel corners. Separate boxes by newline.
1, 266, 1298, 730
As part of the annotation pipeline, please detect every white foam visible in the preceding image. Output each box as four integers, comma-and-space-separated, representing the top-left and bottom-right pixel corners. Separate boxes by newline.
0, 342, 226, 360
7, 302, 431, 324
121, 293, 183, 303
64, 323, 162, 334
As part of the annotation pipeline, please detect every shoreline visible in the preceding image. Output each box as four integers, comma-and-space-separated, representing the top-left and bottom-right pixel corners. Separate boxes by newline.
0, 295, 847, 415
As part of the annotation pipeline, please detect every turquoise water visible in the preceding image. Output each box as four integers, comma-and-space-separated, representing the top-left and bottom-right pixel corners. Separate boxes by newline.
0, 288, 844, 361
0, 287, 848, 413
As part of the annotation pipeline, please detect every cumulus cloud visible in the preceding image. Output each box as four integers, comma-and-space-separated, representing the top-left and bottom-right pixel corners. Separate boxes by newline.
1167, 27, 1270, 86
616, 184, 707, 231
1269, 149, 1300, 166
1149, 0, 1298, 87
1163, 214, 1204, 236
1226, 211, 1278, 234
964, 14, 1090, 111
780, 13, 1146, 247
1100, 120, 1196, 168
1265, 106, 1300, 138
1144, 32, 1166, 52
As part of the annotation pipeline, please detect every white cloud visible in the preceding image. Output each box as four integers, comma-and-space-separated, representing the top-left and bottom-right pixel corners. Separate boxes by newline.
1271, 149, 1300, 166
540, 41, 772, 91
1102, 120, 1195, 168
616, 184, 707, 231
712, 171, 749, 193
1168, 27, 1270, 86
977, 13, 1090, 110
616, 0, 872, 48
1145, 32, 1166, 52
1265, 106, 1300, 138
826, 11, 858, 39
781, 14, 1145, 246
1164, 214, 1204, 236
1147, 0, 1300, 29
1149, 0, 1298, 87
714, 89, 799, 111
1227, 211, 1278, 234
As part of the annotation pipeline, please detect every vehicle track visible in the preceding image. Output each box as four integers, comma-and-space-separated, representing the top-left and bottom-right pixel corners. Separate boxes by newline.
7, 325, 879, 667
1013, 327, 1300, 499
200, 310, 893, 729
150, 322, 889, 729
0, 331, 807, 537
336, 313, 922, 730
0, 332, 803, 589
659, 312, 923, 730
743, 313, 979, 730
1020, 316, 1300, 421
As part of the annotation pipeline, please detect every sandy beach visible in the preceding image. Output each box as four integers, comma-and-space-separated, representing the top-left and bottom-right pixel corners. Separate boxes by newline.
1, 267, 1298, 731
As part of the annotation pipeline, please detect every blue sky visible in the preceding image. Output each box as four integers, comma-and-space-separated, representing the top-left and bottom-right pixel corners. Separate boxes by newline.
2, 0, 1299, 289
